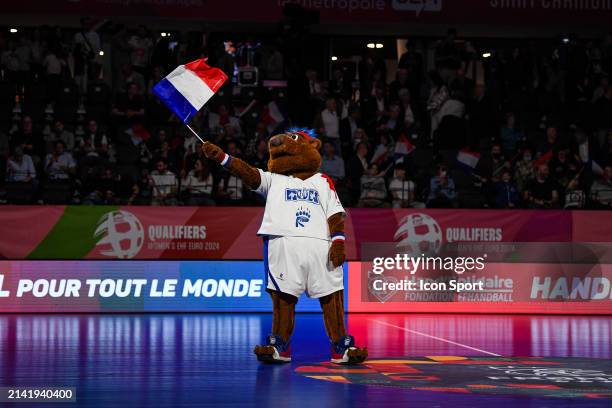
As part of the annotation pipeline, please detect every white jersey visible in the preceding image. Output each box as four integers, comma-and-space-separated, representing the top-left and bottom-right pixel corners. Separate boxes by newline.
255, 169, 344, 240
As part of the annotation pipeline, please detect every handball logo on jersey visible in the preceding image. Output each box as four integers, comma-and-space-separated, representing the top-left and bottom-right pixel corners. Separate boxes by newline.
94, 210, 145, 259
394, 213, 442, 255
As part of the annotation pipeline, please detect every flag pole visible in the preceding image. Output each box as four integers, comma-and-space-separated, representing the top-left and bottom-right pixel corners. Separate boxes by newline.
185, 123, 206, 144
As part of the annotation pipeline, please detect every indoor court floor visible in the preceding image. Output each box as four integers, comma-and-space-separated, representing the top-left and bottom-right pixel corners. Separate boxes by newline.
0, 313, 610, 407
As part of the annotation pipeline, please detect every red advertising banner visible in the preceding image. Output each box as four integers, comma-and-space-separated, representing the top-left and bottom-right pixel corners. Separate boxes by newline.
347, 261, 612, 314
0, 206, 574, 261
1, 0, 612, 25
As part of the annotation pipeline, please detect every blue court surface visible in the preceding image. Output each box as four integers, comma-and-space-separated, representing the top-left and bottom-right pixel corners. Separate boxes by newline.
0, 313, 610, 407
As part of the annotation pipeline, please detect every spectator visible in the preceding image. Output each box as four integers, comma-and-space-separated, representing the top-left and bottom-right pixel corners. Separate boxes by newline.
389, 167, 419, 208
78, 120, 109, 158
427, 164, 457, 207
398, 88, 416, 130
524, 164, 559, 208
42, 47, 65, 102
340, 105, 363, 156
315, 97, 341, 154
494, 170, 520, 208
149, 158, 178, 206
112, 82, 146, 126
537, 126, 560, 157
182, 159, 215, 206
564, 177, 586, 209
358, 164, 388, 207
117, 63, 146, 95
52, 120, 75, 152
590, 164, 612, 208
320, 141, 345, 182
500, 112, 523, 156
515, 148, 536, 192
10, 116, 43, 165
44, 141, 76, 180
208, 104, 241, 136
6, 147, 36, 183
128, 25, 153, 78
426, 70, 449, 137
347, 142, 369, 205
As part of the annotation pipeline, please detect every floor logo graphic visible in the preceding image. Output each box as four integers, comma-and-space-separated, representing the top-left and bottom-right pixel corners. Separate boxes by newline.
94, 210, 145, 259
295, 356, 612, 398
394, 213, 442, 255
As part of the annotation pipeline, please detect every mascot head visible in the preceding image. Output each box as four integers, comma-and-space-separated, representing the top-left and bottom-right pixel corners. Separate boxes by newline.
267, 128, 322, 180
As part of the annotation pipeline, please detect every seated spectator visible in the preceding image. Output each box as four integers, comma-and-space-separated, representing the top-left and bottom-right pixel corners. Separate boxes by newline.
83, 167, 118, 205
78, 120, 109, 159
112, 82, 146, 126
358, 164, 388, 208
149, 158, 178, 206
315, 97, 342, 154
500, 112, 523, 156
427, 164, 457, 207
398, 88, 416, 130
248, 139, 269, 170
475, 144, 509, 185
182, 159, 215, 206
514, 148, 535, 192
44, 141, 76, 180
154, 141, 178, 173
320, 141, 345, 182
134, 168, 153, 205
536, 126, 560, 157
548, 149, 578, 187
524, 164, 559, 208
52, 120, 75, 152
494, 170, 520, 208
10, 116, 44, 165
347, 142, 369, 205
377, 103, 403, 136
389, 167, 420, 208
208, 104, 241, 136
117, 63, 146, 95
370, 133, 393, 167
564, 177, 586, 209
7, 147, 36, 183
590, 164, 612, 208
340, 105, 363, 157
218, 173, 244, 205
352, 128, 370, 152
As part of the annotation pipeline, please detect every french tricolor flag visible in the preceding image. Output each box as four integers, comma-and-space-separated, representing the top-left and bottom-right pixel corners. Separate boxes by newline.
153, 59, 228, 123
456, 148, 480, 172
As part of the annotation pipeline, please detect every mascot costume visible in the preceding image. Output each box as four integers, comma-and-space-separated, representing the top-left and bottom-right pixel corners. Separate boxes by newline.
202, 128, 367, 365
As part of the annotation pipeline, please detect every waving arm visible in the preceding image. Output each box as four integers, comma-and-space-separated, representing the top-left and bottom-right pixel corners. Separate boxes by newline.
202, 142, 261, 189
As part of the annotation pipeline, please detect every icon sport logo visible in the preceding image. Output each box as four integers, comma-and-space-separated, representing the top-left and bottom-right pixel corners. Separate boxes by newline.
391, 0, 442, 16
94, 210, 145, 259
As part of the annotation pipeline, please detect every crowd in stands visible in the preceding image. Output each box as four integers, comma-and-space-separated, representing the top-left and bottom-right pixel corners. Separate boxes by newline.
1, 21, 612, 209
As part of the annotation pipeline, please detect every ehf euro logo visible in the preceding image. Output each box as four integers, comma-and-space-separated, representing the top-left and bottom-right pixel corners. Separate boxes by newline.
94, 210, 145, 259
394, 213, 442, 255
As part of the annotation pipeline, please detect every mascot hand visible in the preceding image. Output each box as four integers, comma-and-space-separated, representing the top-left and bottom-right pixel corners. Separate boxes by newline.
329, 241, 346, 268
202, 142, 225, 163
